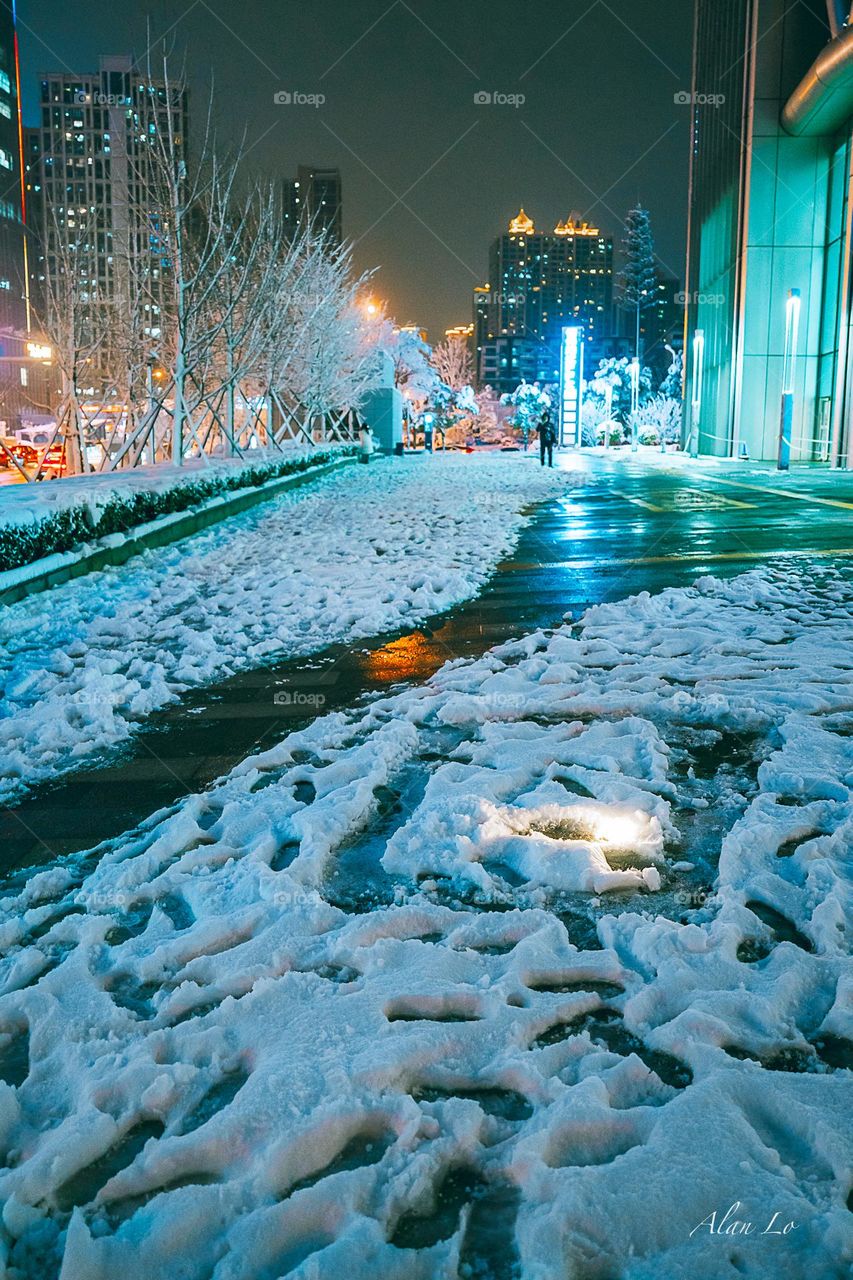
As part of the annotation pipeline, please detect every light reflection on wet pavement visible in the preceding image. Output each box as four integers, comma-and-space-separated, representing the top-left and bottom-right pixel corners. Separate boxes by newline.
3, 452, 852, 872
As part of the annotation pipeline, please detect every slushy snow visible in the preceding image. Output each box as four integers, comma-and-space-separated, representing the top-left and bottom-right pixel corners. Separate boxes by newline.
0, 455, 570, 802
0, 561, 850, 1279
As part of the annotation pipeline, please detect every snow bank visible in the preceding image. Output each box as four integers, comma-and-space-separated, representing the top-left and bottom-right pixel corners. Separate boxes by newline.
0, 455, 571, 802
0, 561, 850, 1278
0, 448, 321, 532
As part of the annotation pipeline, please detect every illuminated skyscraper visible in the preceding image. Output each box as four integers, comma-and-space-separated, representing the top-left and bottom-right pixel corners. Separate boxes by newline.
28, 55, 187, 386
0, 0, 26, 332
475, 209, 613, 391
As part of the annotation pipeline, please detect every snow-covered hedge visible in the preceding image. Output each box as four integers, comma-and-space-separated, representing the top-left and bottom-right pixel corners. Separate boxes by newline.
0, 447, 356, 573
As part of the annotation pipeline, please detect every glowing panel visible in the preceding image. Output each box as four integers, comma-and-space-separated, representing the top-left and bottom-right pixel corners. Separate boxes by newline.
559, 325, 584, 447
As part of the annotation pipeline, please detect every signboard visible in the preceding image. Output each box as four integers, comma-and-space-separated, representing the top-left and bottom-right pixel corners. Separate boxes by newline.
559, 325, 584, 446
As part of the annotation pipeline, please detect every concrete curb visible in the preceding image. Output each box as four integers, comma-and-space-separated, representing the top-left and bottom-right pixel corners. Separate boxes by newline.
0, 455, 356, 607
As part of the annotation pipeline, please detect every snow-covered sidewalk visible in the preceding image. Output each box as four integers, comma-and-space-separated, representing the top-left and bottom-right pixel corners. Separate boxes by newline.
0, 455, 571, 802
0, 561, 850, 1279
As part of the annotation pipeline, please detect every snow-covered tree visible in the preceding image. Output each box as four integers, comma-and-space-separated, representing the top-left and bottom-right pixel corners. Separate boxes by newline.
589, 357, 652, 423
660, 347, 683, 401
632, 395, 682, 447
432, 381, 479, 446
430, 337, 474, 392
501, 381, 552, 449
619, 205, 657, 361
391, 329, 439, 402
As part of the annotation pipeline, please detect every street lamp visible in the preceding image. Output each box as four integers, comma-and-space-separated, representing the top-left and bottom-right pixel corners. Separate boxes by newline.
629, 357, 640, 452
778, 288, 800, 471
690, 330, 704, 458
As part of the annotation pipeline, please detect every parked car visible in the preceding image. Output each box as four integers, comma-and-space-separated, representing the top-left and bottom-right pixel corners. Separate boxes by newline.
40, 443, 68, 476
8, 440, 39, 468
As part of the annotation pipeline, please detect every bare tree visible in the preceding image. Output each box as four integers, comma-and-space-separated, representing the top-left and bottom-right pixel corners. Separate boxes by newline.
32, 208, 114, 475
430, 337, 474, 392
26, 47, 389, 476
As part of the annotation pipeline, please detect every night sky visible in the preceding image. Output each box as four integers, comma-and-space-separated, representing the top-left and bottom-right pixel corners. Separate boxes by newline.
18, 0, 694, 339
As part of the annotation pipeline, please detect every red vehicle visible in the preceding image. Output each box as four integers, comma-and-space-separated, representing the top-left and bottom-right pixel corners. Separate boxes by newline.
40, 443, 68, 476
7, 441, 39, 468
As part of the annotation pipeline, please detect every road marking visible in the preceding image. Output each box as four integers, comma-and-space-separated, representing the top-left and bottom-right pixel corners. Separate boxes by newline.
665, 489, 755, 510
664, 469, 853, 511
614, 490, 666, 512
610, 546, 853, 566
614, 488, 754, 512
507, 546, 853, 570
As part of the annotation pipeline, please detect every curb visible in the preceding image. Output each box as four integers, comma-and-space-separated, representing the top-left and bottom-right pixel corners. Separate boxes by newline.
0, 455, 356, 607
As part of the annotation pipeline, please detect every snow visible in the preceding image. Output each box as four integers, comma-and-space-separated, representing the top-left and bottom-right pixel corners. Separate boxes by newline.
0, 559, 850, 1278
0, 455, 571, 802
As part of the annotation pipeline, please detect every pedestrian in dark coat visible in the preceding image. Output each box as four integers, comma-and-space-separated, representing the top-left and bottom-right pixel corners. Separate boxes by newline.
539, 412, 556, 467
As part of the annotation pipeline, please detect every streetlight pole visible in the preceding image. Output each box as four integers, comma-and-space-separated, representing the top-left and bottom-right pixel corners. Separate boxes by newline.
629, 357, 640, 451
778, 288, 800, 471
690, 330, 704, 458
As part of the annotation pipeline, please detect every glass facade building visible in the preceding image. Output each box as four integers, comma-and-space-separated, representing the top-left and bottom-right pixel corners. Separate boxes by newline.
684, 0, 853, 465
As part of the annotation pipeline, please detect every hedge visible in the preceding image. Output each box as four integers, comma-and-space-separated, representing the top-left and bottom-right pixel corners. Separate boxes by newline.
0, 447, 357, 575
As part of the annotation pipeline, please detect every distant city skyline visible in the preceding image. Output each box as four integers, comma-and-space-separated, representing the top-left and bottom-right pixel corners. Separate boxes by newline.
16, 0, 694, 340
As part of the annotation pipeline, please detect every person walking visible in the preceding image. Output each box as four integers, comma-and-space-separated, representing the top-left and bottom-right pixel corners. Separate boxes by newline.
538, 411, 556, 468
358, 421, 375, 464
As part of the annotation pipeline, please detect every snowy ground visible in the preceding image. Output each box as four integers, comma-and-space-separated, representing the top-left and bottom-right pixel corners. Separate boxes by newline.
0, 455, 570, 803
0, 561, 850, 1279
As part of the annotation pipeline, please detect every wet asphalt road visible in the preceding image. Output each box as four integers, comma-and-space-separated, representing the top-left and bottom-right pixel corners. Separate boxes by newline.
2, 451, 852, 871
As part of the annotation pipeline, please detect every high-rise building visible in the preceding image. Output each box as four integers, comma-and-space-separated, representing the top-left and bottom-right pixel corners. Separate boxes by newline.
683, 0, 853, 464
283, 166, 342, 245
0, 1, 26, 332
29, 55, 187, 388
475, 209, 613, 392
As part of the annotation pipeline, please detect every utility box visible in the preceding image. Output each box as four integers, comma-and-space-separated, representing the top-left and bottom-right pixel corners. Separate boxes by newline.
360, 351, 403, 453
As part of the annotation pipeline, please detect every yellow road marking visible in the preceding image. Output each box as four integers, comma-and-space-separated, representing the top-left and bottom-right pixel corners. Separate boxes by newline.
612, 547, 853, 566
508, 546, 853, 570
614, 490, 666, 512
662, 469, 853, 511
615, 488, 753, 512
